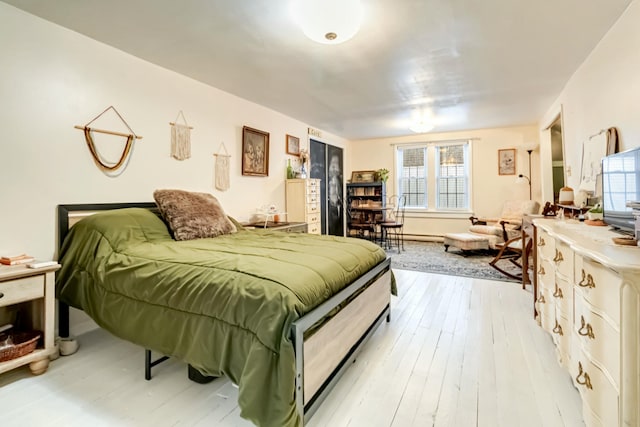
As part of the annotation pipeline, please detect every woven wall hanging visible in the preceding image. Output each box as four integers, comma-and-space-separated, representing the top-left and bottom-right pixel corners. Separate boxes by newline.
74, 106, 142, 176
169, 110, 193, 160
214, 142, 231, 191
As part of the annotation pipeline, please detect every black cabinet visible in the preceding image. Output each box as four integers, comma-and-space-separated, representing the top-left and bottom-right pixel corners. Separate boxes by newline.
346, 182, 386, 238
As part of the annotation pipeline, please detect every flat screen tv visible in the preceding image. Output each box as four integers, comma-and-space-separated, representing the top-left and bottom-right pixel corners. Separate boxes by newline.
601, 146, 640, 234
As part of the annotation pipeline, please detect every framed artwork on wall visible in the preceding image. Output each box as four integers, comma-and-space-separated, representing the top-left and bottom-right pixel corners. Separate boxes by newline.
498, 148, 516, 175
242, 126, 269, 176
286, 134, 300, 156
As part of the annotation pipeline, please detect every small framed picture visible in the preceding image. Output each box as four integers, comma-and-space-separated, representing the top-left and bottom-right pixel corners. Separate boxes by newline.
242, 126, 270, 177
286, 134, 300, 156
351, 170, 376, 183
498, 148, 516, 175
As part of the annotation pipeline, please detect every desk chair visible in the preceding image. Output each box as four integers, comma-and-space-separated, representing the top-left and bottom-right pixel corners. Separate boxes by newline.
379, 195, 406, 252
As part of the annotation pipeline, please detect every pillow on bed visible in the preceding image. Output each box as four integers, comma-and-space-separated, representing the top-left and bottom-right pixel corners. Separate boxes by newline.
153, 189, 237, 240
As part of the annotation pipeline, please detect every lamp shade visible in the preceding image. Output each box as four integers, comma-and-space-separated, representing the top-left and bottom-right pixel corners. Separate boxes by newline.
291, 0, 363, 45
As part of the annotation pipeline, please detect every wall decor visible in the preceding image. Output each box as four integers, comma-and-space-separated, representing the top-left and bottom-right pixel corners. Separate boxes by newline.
498, 148, 516, 175
242, 126, 270, 176
214, 142, 231, 191
169, 110, 193, 160
286, 134, 300, 155
350, 170, 376, 183
579, 127, 618, 193
74, 105, 142, 176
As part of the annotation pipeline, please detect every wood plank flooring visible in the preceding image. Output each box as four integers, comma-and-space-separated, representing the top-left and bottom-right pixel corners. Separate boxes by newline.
0, 270, 584, 426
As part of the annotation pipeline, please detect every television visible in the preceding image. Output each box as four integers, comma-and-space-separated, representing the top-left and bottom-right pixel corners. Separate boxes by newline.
601, 146, 640, 234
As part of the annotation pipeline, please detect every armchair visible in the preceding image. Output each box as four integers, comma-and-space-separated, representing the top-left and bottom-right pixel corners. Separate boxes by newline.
468, 200, 539, 249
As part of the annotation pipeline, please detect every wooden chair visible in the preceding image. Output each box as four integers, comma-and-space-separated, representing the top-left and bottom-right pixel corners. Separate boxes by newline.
488, 228, 533, 288
379, 195, 406, 252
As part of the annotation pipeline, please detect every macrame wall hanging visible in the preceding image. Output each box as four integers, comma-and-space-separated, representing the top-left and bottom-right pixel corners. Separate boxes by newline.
169, 110, 193, 160
74, 106, 142, 177
214, 142, 231, 191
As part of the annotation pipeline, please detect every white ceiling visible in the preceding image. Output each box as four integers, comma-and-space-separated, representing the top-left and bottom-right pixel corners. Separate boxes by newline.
2, 0, 633, 140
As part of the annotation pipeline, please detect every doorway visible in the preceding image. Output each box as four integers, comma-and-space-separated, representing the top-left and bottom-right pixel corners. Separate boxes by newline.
550, 116, 565, 203
310, 139, 344, 236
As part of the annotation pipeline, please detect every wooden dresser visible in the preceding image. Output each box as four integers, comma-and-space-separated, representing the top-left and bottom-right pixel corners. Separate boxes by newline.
285, 178, 321, 234
532, 219, 640, 426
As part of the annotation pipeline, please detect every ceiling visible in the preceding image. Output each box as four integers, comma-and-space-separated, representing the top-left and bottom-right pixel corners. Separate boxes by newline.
2, 0, 633, 140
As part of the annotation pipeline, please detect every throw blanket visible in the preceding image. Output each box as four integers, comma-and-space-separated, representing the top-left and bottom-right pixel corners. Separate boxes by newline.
56, 208, 389, 426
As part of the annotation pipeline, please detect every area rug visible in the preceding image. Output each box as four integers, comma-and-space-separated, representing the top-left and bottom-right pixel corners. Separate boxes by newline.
385, 240, 521, 282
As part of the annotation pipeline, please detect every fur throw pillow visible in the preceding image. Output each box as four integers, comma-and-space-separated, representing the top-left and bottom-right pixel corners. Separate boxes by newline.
153, 189, 237, 240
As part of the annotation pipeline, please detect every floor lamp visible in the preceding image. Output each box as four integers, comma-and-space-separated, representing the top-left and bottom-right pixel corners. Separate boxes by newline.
516, 145, 537, 200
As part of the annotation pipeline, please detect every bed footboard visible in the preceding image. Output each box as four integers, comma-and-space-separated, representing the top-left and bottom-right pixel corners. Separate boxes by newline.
291, 257, 392, 423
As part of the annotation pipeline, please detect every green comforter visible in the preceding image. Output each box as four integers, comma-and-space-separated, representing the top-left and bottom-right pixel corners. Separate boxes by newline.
56, 208, 389, 427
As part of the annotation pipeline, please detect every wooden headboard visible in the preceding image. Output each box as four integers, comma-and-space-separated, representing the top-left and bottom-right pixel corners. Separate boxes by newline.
57, 202, 158, 249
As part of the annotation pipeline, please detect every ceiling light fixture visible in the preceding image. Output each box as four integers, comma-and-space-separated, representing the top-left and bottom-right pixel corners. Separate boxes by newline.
290, 0, 363, 45
409, 120, 434, 134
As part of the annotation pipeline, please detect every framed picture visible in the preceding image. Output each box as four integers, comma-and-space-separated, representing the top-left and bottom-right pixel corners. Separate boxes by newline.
498, 149, 516, 175
351, 170, 376, 183
286, 134, 300, 156
242, 126, 270, 177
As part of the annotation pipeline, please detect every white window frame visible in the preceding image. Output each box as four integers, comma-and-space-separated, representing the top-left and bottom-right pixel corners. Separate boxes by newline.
395, 139, 472, 214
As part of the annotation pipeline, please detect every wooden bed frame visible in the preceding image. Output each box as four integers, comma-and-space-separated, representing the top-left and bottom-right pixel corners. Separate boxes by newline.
56, 202, 392, 424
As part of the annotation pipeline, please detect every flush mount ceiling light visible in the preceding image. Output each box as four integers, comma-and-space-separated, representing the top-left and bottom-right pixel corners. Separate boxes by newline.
290, 0, 363, 45
409, 120, 435, 133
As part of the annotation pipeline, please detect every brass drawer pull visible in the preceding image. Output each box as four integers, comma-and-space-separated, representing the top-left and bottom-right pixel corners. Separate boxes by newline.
553, 249, 564, 263
552, 320, 563, 336
576, 362, 593, 390
578, 316, 595, 339
553, 284, 563, 298
0, 292, 4, 299
538, 237, 545, 246
538, 266, 545, 275
577, 269, 595, 288
537, 295, 546, 304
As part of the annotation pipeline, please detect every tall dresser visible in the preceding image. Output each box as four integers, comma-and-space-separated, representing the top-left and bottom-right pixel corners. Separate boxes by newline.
532, 219, 640, 426
285, 178, 321, 234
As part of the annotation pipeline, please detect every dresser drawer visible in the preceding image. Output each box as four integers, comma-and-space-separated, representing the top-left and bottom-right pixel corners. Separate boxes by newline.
305, 213, 320, 225
537, 258, 555, 293
536, 228, 555, 261
306, 194, 320, 204
573, 354, 619, 427
574, 296, 620, 387
552, 274, 573, 318
306, 179, 320, 190
306, 203, 320, 214
307, 222, 321, 235
574, 256, 621, 327
554, 239, 573, 279
552, 308, 571, 367
0, 275, 45, 307
536, 287, 555, 334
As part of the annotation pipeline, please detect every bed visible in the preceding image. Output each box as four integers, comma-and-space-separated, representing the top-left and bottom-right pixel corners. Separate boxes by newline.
55, 202, 394, 427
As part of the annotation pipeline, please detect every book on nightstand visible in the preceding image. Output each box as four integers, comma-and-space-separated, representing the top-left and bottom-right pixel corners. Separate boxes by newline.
0, 254, 35, 265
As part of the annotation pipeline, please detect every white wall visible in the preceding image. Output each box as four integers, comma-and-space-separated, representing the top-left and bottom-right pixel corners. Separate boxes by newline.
350, 125, 540, 238
539, 0, 640, 200
0, 3, 347, 260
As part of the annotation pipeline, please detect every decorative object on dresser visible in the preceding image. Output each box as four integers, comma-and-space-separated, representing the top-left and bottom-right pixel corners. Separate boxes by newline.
241, 126, 269, 176
285, 178, 321, 234
532, 219, 640, 426
0, 263, 60, 375
169, 110, 193, 161
74, 105, 142, 176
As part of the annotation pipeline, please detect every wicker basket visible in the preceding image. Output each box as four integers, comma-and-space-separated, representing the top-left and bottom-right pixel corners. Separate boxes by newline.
0, 331, 41, 363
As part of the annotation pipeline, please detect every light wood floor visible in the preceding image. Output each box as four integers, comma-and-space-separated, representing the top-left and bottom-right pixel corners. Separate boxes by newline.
0, 270, 584, 426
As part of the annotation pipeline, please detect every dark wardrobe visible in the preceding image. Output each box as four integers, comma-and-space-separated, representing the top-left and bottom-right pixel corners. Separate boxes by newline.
309, 139, 344, 236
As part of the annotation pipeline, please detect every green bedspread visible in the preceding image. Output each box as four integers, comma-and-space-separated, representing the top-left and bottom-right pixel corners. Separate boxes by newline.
56, 208, 390, 427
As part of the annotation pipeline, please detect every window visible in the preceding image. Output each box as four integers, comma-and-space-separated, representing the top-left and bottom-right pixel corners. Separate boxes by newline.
396, 141, 470, 210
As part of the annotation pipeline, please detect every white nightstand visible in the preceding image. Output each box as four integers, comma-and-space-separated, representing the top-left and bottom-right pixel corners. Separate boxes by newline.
0, 263, 60, 375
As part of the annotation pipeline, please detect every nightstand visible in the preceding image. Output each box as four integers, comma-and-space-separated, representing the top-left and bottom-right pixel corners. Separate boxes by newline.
0, 263, 60, 375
